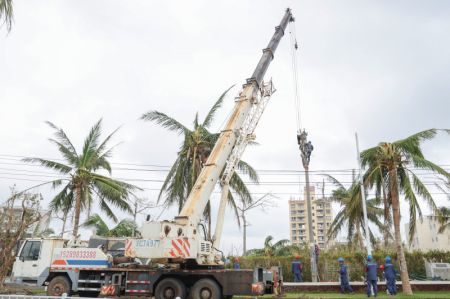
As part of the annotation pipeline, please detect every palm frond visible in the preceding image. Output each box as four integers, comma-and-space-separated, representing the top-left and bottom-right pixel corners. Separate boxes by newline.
229, 172, 252, 205
91, 176, 133, 213
46, 121, 78, 158
0, 0, 13, 33
23, 157, 72, 174
394, 129, 437, 153
226, 191, 241, 227
141, 111, 190, 136
410, 155, 450, 180
202, 85, 234, 128
236, 160, 259, 183
80, 119, 102, 168
47, 139, 79, 166
96, 126, 120, 158
158, 156, 182, 203
324, 174, 345, 189
408, 169, 439, 213
83, 214, 110, 236
399, 169, 423, 242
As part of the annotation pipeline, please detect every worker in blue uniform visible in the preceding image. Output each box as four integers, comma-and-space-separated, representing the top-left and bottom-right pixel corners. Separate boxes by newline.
291, 255, 303, 282
233, 257, 240, 269
383, 256, 397, 295
365, 255, 378, 297
337, 257, 353, 293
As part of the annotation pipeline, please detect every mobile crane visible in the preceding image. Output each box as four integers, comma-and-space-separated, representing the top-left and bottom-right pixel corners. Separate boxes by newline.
11, 9, 294, 299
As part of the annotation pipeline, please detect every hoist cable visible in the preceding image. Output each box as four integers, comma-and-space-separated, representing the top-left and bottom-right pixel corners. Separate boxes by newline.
289, 21, 302, 132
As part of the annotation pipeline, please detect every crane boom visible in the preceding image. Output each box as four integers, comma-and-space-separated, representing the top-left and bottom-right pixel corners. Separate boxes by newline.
176, 8, 293, 228
127, 9, 294, 266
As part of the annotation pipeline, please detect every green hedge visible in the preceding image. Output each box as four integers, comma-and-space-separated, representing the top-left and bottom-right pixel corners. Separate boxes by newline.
228, 250, 450, 282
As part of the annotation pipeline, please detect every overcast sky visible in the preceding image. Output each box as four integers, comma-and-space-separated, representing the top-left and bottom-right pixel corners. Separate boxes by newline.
1, 0, 449, 254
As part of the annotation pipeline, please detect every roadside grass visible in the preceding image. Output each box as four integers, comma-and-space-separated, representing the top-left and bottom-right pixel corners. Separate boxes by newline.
237, 291, 450, 299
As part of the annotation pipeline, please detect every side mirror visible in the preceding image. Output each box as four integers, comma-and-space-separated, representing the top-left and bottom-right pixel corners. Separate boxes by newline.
19, 256, 25, 262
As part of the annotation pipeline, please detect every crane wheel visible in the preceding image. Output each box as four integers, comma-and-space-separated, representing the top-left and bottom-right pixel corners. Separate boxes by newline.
155, 278, 186, 299
190, 278, 221, 299
47, 276, 71, 296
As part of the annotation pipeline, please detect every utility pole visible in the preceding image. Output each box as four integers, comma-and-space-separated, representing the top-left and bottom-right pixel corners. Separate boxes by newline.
355, 132, 372, 255
242, 213, 248, 255
297, 130, 318, 282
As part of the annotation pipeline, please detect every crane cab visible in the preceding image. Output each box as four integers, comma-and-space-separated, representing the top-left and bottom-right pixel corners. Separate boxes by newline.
11, 238, 65, 284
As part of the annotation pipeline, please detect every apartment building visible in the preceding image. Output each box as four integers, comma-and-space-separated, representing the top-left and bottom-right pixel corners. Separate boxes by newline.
407, 215, 450, 251
289, 186, 334, 249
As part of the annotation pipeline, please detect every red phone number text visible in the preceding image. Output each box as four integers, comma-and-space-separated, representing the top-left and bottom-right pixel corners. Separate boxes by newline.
61, 250, 97, 259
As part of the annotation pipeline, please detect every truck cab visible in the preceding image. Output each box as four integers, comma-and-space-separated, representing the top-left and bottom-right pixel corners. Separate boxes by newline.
11, 238, 65, 284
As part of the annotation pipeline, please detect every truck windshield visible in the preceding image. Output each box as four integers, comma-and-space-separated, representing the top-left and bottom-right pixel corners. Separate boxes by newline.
20, 240, 41, 260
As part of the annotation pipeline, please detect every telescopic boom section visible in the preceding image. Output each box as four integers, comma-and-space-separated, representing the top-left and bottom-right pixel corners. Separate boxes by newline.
176, 9, 293, 227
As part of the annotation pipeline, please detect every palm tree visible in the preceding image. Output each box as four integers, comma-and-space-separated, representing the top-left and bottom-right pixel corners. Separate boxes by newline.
24, 119, 138, 238
83, 214, 139, 237
262, 235, 290, 257
141, 87, 259, 236
361, 129, 450, 295
0, 0, 13, 33
245, 236, 291, 257
326, 175, 385, 249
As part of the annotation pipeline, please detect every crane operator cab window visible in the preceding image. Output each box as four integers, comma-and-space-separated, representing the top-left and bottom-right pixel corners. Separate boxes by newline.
19, 240, 41, 261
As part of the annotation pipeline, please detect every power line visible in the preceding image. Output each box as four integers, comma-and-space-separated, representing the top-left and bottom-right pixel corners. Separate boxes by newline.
0, 157, 448, 176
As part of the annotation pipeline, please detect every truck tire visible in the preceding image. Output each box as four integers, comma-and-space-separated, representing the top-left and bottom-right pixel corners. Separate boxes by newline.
190, 278, 221, 299
155, 278, 186, 299
47, 276, 71, 296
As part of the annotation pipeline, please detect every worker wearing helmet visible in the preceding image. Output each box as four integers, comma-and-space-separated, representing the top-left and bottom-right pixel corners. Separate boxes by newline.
365, 255, 378, 297
291, 255, 303, 282
337, 257, 353, 293
233, 257, 240, 269
383, 256, 397, 295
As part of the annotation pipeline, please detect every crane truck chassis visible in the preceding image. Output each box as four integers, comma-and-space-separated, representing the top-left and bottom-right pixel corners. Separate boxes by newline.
11, 238, 282, 299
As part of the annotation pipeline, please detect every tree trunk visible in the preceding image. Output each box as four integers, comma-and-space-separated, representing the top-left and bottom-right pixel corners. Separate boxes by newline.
60, 213, 67, 237
381, 174, 390, 247
389, 167, 413, 295
72, 184, 82, 238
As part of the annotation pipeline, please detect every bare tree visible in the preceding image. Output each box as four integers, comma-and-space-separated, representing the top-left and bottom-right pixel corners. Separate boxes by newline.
237, 193, 277, 255
130, 197, 164, 237
0, 187, 42, 288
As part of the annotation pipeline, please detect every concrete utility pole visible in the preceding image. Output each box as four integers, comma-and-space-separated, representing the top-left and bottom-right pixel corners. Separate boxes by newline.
297, 130, 318, 282
355, 132, 372, 255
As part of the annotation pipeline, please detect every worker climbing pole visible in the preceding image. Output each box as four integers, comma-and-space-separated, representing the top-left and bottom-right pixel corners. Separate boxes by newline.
289, 18, 319, 282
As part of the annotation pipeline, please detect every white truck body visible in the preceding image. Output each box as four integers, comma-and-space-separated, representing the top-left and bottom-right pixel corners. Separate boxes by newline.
11, 238, 64, 283
11, 238, 109, 284
125, 220, 213, 263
